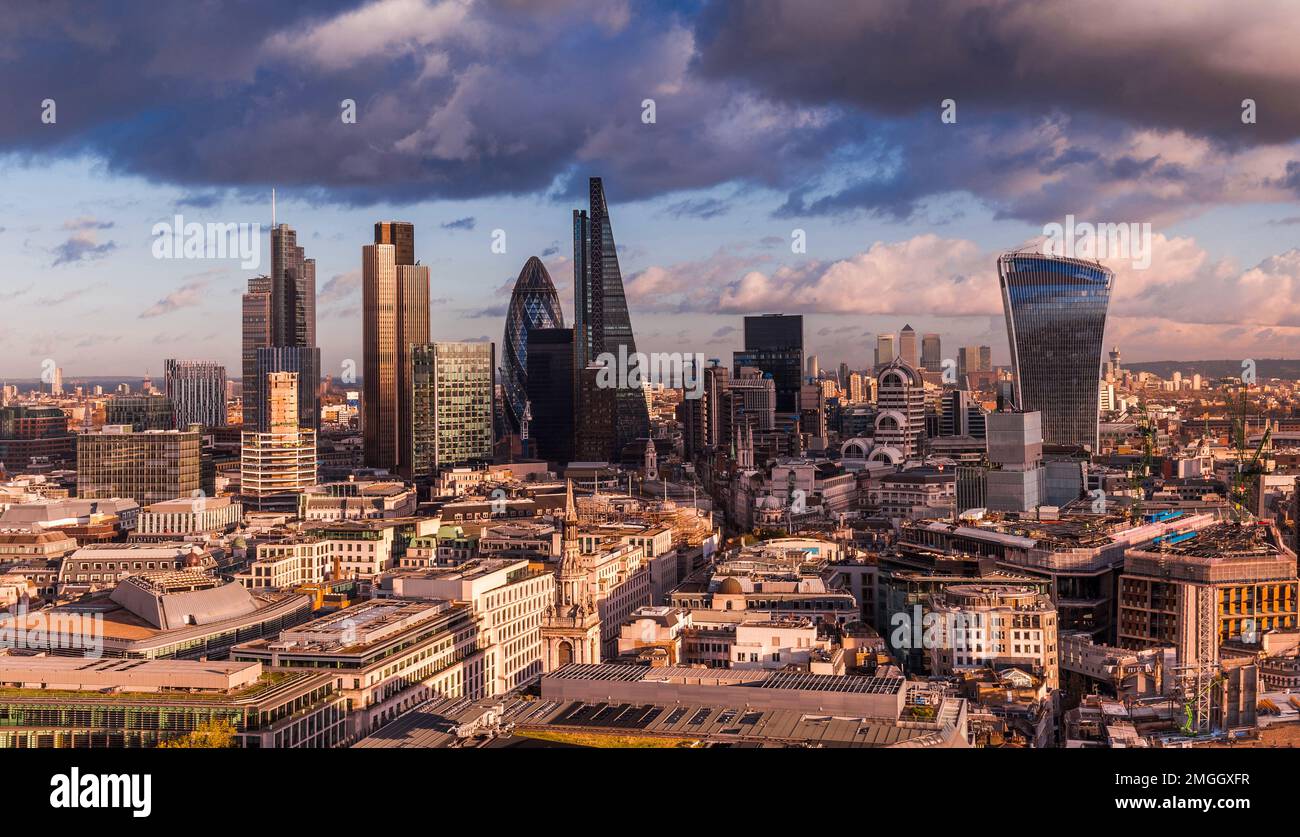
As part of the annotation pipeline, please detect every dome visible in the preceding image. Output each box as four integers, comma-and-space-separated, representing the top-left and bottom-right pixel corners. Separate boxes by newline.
718, 577, 744, 595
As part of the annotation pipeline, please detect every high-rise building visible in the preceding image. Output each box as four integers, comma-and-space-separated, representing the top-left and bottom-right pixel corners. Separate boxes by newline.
998, 252, 1114, 451
270, 223, 316, 350
410, 342, 495, 476
252, 347, 320, 433
525, 328, 575, 466
78, 426, 201, 505
164, 359, 226, 428
733, 314, 803, 414
502, 256, 565, 442
240, 371, 316, 511
240, 274, 272, 428
362, 225, 431, 475
573, 177, 649, 460
106, 394, 174, 431
872, 360, 925, 461
921, 333, 942, 372
374, 221, 415, 267
874, 333, 896, 369
899, 325, 918, 370
805, 354, 819, 382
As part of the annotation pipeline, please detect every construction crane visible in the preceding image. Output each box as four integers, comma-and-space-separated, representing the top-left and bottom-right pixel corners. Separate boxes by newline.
1228, 381, 1270, 525
1127, 405, 1155, 523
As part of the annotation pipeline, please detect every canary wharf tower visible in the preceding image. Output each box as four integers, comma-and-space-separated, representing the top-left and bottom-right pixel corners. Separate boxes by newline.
998, 251, 1114, 452
574, 177, 649, 459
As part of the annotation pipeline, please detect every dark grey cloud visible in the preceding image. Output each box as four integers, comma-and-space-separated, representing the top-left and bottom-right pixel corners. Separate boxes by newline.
441, 216, 477, 231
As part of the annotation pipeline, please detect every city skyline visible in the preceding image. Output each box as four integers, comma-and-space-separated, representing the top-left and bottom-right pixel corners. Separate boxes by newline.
5, 1, 1300, 378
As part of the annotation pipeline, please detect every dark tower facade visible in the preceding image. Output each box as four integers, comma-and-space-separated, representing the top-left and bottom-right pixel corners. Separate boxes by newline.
734, 314, 803, 413
572, 177, 649, 460
526, 327, 575, 466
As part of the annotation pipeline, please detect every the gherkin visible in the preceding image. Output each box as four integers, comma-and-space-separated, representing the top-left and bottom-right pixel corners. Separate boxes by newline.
502, 256, 565, 435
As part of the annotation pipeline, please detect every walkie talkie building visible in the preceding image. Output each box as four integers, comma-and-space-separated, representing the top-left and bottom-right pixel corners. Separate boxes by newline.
998, 251, 1114, 452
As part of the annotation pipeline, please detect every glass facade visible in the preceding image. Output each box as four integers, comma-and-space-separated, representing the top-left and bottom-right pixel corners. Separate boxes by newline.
573, 178, 650, 459
736, 314, 803, 413
501, 257, 565, 435
411, 342, 495, 475
998, 253, 1114, 451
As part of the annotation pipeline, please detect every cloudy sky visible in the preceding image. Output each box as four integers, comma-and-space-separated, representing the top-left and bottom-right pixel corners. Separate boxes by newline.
2, 0, 1300, 380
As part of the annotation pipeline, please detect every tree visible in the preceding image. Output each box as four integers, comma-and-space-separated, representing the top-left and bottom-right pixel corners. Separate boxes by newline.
158, 718, 238, 748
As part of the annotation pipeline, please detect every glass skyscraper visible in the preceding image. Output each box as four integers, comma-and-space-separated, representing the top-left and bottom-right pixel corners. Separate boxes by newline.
501, 256, 565, 437
998, 252, 1114, 451
573, 177, 649, 459
410, 342, 495, 476
734, 314, 803, 413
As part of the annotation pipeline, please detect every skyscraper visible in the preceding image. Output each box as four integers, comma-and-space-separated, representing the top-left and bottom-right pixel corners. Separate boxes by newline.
244, 222, 320, 435
998, 251, 1114, 451
921, 333, 942, 372
525, 328, 575, 466
734, 314, 803, 414
502, 256, 565, 442
573, 177, 649, 459
270, 223, 316, 350
241, 275, 272, 428
363, 223, 430, 475
899, 324, 919, 370
874, 333, 896, 368
164, 359, 226, 428
241, 371, 317, 511
410, 342, 495, 476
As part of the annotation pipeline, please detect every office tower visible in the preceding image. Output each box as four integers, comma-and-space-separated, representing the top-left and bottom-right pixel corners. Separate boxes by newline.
838, 362, 849, 388
362, 226, 430, 474
874, 333, 895, 368
410, 342, 495, 476
526, 328, 575, 465
702, 361, 730, 450
733, 314, 803, 414
921, 333, 942, 372
998, 252, 1114, 451
106, 394, 174, 431
374, 221, 415, 267
270, 223, 316, 350
502, 257, 566, 442
164, 359, 226, 428
805, 354, 819, 382
1108, 346, 1122, 379
873, 360, 926, 460
396, 264, 430, 476
241, 274, 272, 428
77, 426, 201, 506
0, 405, 76, 470
572, 177, 649, 460
253, 346, 320, 433
241, 371, 316, 511
940, 389, 986, 439
50, 367, 63, 396
899, 325, 919, 370
983, 411, 1046, 513
720, 367, 776, 456
800, 381, 827, 439
979, 345, 991, 373
847, 372, 864, 403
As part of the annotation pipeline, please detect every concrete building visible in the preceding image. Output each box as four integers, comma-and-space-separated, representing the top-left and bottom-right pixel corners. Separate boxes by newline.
136, 495, 241, 537
0, 656, 345, 749
233, 599, 486, 739
380, 558, 555, 695
925, 583, 1059, 689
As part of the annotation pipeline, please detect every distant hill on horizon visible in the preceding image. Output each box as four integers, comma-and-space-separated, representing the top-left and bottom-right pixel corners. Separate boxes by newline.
1123, 358, 1300, 381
